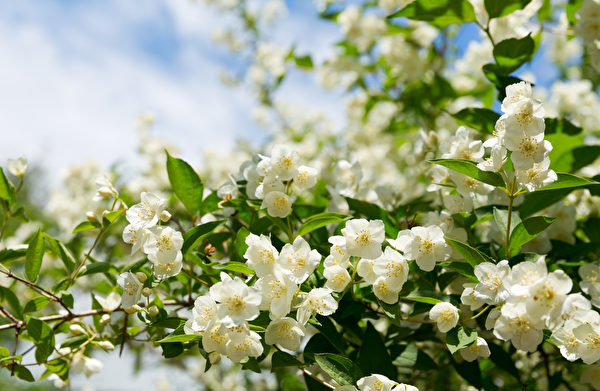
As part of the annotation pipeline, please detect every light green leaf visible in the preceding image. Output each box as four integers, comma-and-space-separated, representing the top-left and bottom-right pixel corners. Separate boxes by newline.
166, 151, 204, 214
0, 167, 16, 208
45, 235, 76, 273
157, 333, 202, 343
182, 220, 226, 254
357, 322, 397, 379
25, 229, 45, 282
493, 34, 535, 74
213, 262, 255, 275
314, 353, 363, 386
297, 212, 347, 237
446, 326, 477, 354
493, 207, 521, 238
451, 108, 499, 134
553, 146, 600, 173
27, 317, 55, 362
72, 220, 101, 233
399, 296, 443, 305
484, 0, 531, 19
234, 227, 251, 259
533, 173, 594, 191
445, 237, 494, 266
102, 209, 125, 226
389, 0, 477, 28
23, 297, 51, 313
0, 248, 26, 263
509, 216, 555, 254
430, 159, 505, 188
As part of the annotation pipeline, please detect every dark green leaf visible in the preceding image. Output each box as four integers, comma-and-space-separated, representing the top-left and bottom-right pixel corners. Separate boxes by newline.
451, 355, 481, 388
445, 237, 494, 266
493, 34, 535, 74
0, 286, 23, 318
446, 326, 477, 354
235, 227, 251, 259
389, 0, 477, 27
430, 159, 505, 188
553, 146, 600, 173
25, 229, 45, 282
27, 317, 55, 362
271, 351, 303, 369
45, 236, 76, 273
484, 0, 531, 18
482, 63, 527, 101
488, 342, 520, 381
314, 316, 347, 353
451, 108, 499, 134
545, 118, 582, 135
182, 220, 226, 254
166, 151, 204, 214
493, 207, 521, 238
357, 322, 398, 379
0, 248, 26, 263
23, 297, 51, 313
509, 216, 555, 254
0, 167, 16, 208
297, 212, 347, 237
314, 353, 363, 386
14, 365, 35, 382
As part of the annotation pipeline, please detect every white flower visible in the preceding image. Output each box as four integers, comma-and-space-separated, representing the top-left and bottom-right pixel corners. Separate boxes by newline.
270, 144, 299, 180
324, 265, 351, 292
95, 292, 121, 312
324, 236, 351, 269
294, 165, 318, 190
460, 283, 485, 311
210, 273, 262, 326
450, 172, 494, 197
278, 236, 321, 284
71, 353, 103, 378
459, 337, 490, 362
357, 374, 396, 391
516, 157, 557, 191
372, 277, 400, 304
392, 385, 419, 391
502, 131, 551, 170
506, 256, 548, 296
573, 323, 600, 364
296, 288, 338, 325
473, 260, 510, 304
372, 247, 409, 291
477, 143, 506, 172
265, 317, 305, 350
202, 320, 229, 354
255, 176, 285, 199
225, 330, 263, 362
526, 270, 572, 325
143, 226, 183, 279
261, 190, 292, 218
579, 263, 600, 296
7, 156, 28, 177
429, 302, 459, 333
117, 272, 143, 308
503, 99, 545, 137
342, 219, 385, 259
255, 271, 297, 320
389, 226, 451, 272
501, 81, 533, 112
493, 301, 544, 352
580, 364, 600, 391
94, 174, 118, 200
243, 233, 279, 277
126, 192, 167, 228
122, 224, 151, 257
184, 295, 218, 334
357, 258, 379, 284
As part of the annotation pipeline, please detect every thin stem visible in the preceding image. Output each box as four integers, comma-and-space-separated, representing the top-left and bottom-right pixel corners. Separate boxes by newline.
469, 305, 491, 321
69, 227, 105, 285
302, 368, 335, 390
181, 268, 210, 287
505, 176, 517, 255
287, 215, 294, 242
0, 210, 9, 241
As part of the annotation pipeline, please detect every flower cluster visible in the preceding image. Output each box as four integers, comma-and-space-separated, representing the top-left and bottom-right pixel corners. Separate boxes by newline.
241, 144, 318, 218
575, 0, 600, 71
122, 192, 183, 279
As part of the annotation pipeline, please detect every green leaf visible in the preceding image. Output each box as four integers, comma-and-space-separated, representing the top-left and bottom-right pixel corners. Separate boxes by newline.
0, 248, 26, 263
182, 220, 226, 254
357, 322, 398, 379
25, 229, 45, 282
0, 286, 23, 319
399, 296, 443, 305
484, 0, 531, 18
445, 237, 494, 266
80, 262, 117, 276
27, 317, 55, 362
72, 220, 101, 233
438, 261, 477, 280
157, 333, 202, 343
60, 335, 88, 348
544, 118, 582, 135
493, 207, 521, 238
102, 209, 125, 226
553, 146, 600, 173
389, 0, 477, 28
271, 351, 303, 369
14, 364, 35, 382
482, 63, 526, 101
297, 212, 347, 237
314, 316, 347, 353
509, 216, 555, 254
45, 236, 76, 273
430, 159, 505, 188
213, 261, 255, 275
446, 326, 477, 354
294, 55, 313, 69
314, 353, 363, 386
392, 343, 439, 370
234, 227, 251, 259
166, 151, 204, 214
493, 34, 535, 74
0, 167, 16, 208
451, 355, 481, 388
23, 297, 51, 313
488, 342, 520, 381
451, 108, 499, 134
532, 173, 594, 191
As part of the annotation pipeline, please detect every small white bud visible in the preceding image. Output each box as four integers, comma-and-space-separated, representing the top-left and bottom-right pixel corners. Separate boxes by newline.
148, 305, 159, 317
69, 324, 86, 335
208, 351, 221, 365
136, 272, 147, 283
7, 156, 28, 177
124, 305, 141, 314
97, 341, 115, 351
160, 210, 171, 222
86, 211, 97, 222
142, 287, 152, 297
99, 314, 111, 326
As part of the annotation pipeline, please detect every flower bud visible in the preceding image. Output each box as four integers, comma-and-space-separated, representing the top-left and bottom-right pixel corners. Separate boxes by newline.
148, 305, 159, 317
97, 341, 115, 351
142, 287, 152, 297
124, 305, 141, 314
97, 187, 114, 199
99, 314, 111, 326
7, 156, 28, 177
136, 272, 147, 283
69, 324, 86, 335
86, 211, 97, 222
208, 352, 221, 365
159, 210, 171, 222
